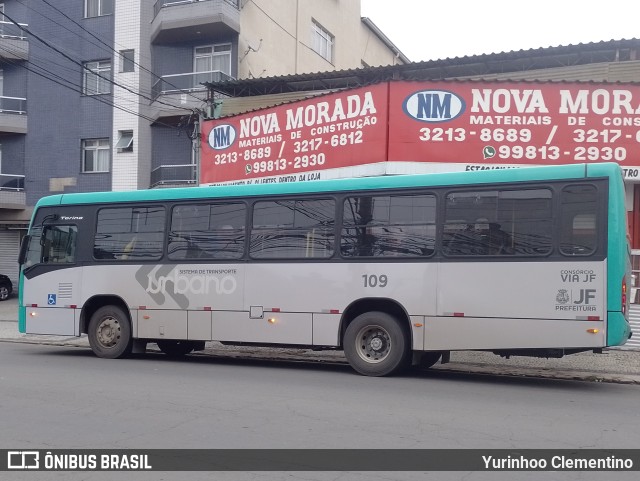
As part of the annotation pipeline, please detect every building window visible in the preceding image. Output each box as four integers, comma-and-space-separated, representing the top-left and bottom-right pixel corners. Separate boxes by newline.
120, 49, 135, 73
194, 44, 232, 86
311, 20, 334, 63
82, 139, 110, 173
83, 60, 111, 95
116, 130, 133, 152
85, 0, 114, 18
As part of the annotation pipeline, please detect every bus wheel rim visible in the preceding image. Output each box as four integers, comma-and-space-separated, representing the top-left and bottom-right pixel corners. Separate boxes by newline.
355, 325, 391, 364
96, 317, 121, 348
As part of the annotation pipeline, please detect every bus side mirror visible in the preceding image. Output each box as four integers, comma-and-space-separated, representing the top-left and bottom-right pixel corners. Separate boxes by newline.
18, 235, 31, 266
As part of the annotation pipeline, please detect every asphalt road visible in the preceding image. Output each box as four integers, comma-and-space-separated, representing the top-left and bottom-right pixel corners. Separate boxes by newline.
2, 342, 640, 481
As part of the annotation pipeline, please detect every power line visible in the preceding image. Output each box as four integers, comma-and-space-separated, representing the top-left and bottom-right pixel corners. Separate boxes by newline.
0, 45, 182, 130
30, 0, 208, 104
2, 10, 203, 115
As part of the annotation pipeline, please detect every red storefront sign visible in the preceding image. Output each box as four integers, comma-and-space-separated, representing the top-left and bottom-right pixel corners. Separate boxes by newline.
200, 83, 389, 184
389, 81, 640, 177
201, 80, 640, 184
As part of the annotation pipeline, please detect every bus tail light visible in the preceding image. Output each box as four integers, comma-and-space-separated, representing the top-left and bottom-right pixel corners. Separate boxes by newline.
622, 277, 628, 315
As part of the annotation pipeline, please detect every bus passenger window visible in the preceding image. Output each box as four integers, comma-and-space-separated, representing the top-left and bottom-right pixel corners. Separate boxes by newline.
443, 189, 552, 257
250, 199, 334, 259
342, 194, 435, 258
168, 202, 246, 260
94, 206, 165, 261
560, 185, 598, 256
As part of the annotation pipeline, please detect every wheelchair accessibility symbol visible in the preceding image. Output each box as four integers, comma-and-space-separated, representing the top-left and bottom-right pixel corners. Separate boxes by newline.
47, 294, 57, 305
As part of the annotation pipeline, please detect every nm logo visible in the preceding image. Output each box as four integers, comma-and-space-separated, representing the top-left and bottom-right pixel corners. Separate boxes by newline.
403, 90, 466, 123
208, 124, 237, 150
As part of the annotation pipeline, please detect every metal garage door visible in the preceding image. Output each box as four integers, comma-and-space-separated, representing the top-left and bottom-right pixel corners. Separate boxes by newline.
0, 229, 20, 290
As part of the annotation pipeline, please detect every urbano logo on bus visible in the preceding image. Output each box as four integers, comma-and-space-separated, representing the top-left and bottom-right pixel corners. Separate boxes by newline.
402, 90, 466, 123
135, 265, 237, 309
145, 271, 237, 296
208, 124, 237, 150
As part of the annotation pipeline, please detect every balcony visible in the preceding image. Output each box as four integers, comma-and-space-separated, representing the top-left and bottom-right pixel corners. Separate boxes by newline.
150, 164, 197, 188
0, 20, 29, 60
151, 0, 240, 44
0, 96, 27, 133
150, 70, 232, 120
0, 174, 26, 209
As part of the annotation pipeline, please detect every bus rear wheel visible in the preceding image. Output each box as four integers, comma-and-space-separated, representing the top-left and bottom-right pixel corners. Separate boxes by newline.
87, 305, 133, 359
343, 311, 410, 376
157, 340, 198, 358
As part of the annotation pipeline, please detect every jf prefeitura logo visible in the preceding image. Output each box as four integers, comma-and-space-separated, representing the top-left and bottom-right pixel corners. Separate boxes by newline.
555, 269, 599, 312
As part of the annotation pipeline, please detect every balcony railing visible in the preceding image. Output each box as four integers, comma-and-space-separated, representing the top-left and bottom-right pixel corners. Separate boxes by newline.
0, 96, 27, 115
153, 0, 239, 20
152, 70, 234, 98
150, 164, 197, 188
0, 173, 25, 191
0, 20, 28, 40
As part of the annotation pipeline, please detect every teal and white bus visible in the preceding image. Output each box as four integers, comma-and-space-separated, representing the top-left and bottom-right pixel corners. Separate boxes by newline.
18, 163, 632, 376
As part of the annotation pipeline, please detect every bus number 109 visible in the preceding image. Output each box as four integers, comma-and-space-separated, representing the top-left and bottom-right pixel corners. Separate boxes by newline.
363, 274, 388, 288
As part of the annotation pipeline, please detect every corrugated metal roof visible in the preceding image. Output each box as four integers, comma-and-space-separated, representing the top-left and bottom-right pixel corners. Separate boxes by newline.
212, 75, 640, 120
217, 90, 329, 117
206, 38, 640, 97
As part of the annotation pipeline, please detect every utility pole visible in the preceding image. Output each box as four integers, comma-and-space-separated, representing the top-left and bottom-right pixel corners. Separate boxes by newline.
193, 112, 201, 186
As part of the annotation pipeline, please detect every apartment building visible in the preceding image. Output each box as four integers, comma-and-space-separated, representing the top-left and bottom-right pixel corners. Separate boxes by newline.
0, 0, 408, 285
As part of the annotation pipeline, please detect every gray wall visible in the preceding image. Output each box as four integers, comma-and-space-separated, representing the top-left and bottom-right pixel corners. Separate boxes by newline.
24, 2, 115, 204
2, 0, 29, 177
151, 125, 193, 170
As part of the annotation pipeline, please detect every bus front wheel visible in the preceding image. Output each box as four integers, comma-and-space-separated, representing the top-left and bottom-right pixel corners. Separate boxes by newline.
87, 305, 133, 359
343, 311, 410, 376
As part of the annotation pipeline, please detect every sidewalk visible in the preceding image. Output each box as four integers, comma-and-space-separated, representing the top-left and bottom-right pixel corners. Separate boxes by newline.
2, 296, 639, 384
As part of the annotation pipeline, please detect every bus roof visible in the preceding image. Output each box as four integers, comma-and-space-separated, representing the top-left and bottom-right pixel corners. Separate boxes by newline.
35, 163, 621, 208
